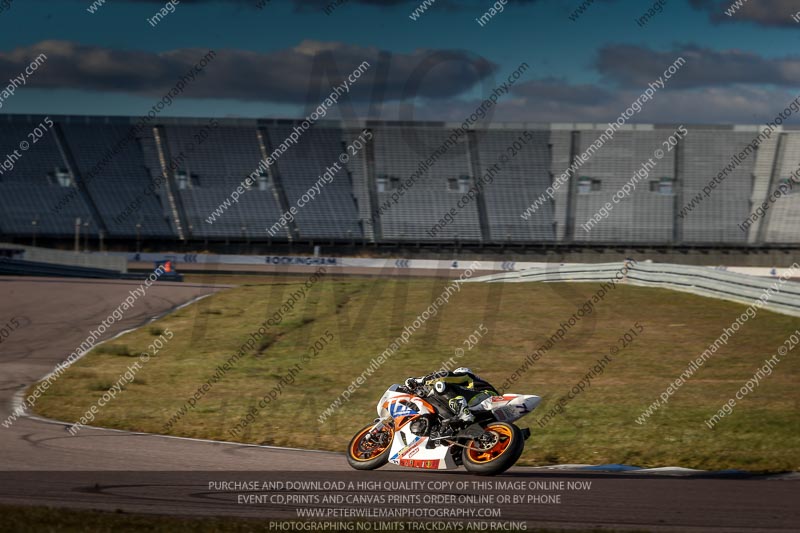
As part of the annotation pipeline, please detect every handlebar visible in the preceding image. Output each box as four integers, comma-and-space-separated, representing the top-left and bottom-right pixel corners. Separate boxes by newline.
399, 384, 431, 397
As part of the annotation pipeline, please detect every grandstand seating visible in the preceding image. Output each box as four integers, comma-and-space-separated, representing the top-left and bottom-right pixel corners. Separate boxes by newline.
477, 129, 555, 241
572, 128, 675, 244
342, 126, 375, 241
371, 126, 482, 241
161, 124, 284, 239
265, 124, 361, 240
61, 123, 174, 238
680, 129, 753, 244
1, 114, 797, 247
763, 133, 800, 243
0, 118, 99, 237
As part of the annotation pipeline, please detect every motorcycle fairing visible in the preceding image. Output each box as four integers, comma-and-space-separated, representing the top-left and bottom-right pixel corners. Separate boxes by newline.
387, 424, 458, 470
377, 385, 436, 418
379, 385, 457, 470
481, 394, 541, 423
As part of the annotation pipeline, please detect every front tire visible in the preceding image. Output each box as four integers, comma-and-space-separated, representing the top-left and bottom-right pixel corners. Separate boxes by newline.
463, 422, 524, 476
346, 424, 394, 470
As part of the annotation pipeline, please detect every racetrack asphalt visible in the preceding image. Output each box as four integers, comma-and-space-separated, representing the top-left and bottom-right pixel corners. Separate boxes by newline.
0, 276, 797, 532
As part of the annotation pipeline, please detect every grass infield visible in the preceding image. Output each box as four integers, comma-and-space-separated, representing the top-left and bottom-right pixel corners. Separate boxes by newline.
33, 274, 800, 472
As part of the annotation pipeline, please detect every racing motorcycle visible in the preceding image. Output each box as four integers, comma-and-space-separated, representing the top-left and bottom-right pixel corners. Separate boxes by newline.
346, 382, 541, 475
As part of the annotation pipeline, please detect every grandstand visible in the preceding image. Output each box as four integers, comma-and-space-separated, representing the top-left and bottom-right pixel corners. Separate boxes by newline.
266, 124, 361, 240
372, 125, 482, 241
0, 119, 97, 238
571, 128, 675, 243
61, 122, 175, 238
160, 122, 284, 240
0, 113, 798, 249
478, 129, 555, 242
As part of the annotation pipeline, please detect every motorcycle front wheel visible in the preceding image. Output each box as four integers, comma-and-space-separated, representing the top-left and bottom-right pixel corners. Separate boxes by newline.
346, 424, 394, 470
462, 422, 525, 475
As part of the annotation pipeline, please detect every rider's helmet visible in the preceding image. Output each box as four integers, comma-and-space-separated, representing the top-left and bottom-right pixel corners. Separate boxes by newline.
453, 367, 472, 375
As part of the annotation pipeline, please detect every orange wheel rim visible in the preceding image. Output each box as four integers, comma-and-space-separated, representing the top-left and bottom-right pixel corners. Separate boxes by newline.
466, 424, 513, 464
350, 426, 393, 462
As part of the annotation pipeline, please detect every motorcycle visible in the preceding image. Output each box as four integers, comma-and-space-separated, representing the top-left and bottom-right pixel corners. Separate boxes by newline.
346, 382, 541, 475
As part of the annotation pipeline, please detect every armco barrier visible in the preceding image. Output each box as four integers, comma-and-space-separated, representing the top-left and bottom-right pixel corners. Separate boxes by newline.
469, 261, 800, 318
0, 243, 127, 272
0, 258, 161, 281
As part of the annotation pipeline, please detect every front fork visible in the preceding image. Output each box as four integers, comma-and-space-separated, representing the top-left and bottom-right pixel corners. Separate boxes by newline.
364, 417, 393, 442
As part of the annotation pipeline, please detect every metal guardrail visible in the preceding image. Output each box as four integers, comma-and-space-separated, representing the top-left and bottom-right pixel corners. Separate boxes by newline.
0, 243, 127, 272
469, 261, 800, 317
0, 258, 160, 281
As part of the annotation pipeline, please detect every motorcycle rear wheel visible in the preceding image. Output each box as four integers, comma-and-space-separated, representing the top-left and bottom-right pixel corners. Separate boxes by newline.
346, 424, 394, 470
462, 422, 524, 476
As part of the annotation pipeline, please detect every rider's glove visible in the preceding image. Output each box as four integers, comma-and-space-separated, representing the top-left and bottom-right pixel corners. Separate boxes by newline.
405, 377, 420, 389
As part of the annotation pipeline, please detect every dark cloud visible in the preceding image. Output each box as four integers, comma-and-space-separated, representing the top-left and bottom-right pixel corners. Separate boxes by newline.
596, 44, 800, 89
0, 40, 496, 103
333, 41, 800, 124
512, 78, 616, 105
504, 81, 797, 124
689, 0, 800, 27
362, 77, 799, 125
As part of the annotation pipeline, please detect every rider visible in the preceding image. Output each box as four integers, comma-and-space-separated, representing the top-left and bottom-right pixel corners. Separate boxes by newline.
405, 367, 498, 426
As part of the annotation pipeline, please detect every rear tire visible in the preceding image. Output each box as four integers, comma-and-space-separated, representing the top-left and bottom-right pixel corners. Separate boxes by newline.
462, 422, 525, 476
346, 424, 394, 470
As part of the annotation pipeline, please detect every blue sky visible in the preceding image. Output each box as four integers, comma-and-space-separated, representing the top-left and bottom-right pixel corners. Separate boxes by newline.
1, 0, 800, 124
